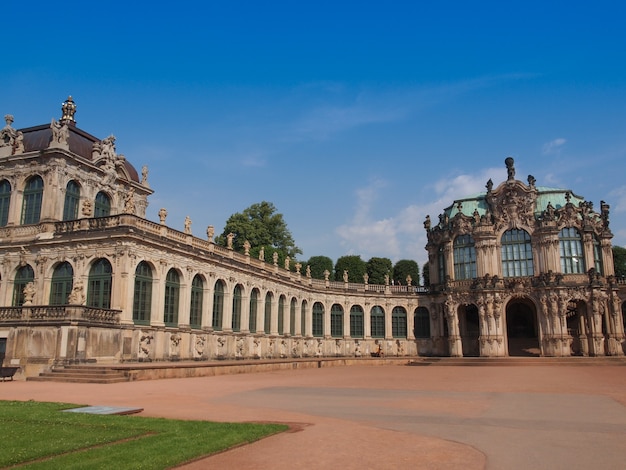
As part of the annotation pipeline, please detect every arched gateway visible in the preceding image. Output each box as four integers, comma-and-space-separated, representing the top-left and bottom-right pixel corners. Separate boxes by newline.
506, 299, 540, 356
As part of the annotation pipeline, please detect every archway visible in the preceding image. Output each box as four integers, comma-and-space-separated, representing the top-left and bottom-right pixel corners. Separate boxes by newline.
459, 304, 480, 357
506, 300, 540, 356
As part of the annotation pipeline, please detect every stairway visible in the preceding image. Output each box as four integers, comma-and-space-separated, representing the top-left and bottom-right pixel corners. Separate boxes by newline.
28, 365, 129, 383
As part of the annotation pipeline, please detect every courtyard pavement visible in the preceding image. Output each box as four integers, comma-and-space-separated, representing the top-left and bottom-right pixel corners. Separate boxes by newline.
1, 364, 626, 469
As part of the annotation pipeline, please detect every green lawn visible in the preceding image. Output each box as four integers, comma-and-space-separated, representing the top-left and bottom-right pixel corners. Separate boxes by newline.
1, 400, 287, 469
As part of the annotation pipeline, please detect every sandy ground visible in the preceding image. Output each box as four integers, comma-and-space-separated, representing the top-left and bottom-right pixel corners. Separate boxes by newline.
2, 364, 626, 469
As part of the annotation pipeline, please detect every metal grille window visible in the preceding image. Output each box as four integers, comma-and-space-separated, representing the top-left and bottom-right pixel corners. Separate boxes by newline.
330, 304, 343, 337
312, 302, 324, 337
63, 180, 80, 221
559, 227, 585, 274
21, 176, 43, 225
189, 275, 203, 328
391, 306, 407, 338
164, 269, 180, 326
414, 307, 431, 338
349, 305, 364, 338
370, 305, 385, 338
212, 281, 225, 330
133, 262, 152, 324
501, 229, 534, 277
0, 179, 11, 226
50, 262, 74, 305
249, 289, 258, 333
87, 259, 112, 308
94, 191, 111, 218
232, 285, 242, 332
453, 234, 477, 280
13, 265, 34, 306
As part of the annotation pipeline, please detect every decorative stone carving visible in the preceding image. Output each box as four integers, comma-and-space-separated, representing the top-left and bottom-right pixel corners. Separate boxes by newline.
67, 280, 85, 305
49, 118, 70, 150
0, 115, 17, 157
139, 333, 153, 359
184, 216, 192, 234
158, 208, 167, 224
124, 188, 136, 214
22, 282, 36, 306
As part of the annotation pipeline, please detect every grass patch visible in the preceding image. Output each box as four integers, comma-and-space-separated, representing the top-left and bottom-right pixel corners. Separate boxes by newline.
1, 400, 287, 469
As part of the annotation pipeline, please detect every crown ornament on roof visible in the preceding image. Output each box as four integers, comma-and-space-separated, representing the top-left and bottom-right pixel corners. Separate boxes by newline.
60, 96, 77, 124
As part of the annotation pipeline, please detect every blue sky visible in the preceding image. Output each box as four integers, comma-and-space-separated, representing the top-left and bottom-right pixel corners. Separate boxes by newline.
2, 1, 626, 269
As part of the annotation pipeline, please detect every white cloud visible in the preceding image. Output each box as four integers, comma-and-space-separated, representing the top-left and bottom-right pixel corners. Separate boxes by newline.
542, 138, 566, 155
608, 185, 626, 213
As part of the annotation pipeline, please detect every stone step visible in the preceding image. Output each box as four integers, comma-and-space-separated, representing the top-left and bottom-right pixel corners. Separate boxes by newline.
27, 365, 129, 383
408, 357, 626, 367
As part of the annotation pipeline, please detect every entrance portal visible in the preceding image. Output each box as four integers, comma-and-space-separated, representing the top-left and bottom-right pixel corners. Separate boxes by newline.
506, 300, 540, 356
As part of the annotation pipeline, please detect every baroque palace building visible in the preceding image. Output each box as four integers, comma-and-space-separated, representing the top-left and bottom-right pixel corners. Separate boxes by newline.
0, 99, 624, 378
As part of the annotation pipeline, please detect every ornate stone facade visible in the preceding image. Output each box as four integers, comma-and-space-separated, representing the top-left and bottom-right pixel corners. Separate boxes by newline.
0, 100, 624, 378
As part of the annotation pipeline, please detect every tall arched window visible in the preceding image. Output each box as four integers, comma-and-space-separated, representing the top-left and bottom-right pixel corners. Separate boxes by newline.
21, 176, 44, 224
350, 305, 364, 338
331, 304, 343, 338
278, 295, 285, 334
13, 265, 35, 306
392, 306, 407, 338
133, 261, 152, 324
437, 245, 446, 284
50, 262, 74, 305
264, 292, 272, 334
559, 227, 585, 274
94, 191, 111, 218
164, 269, 180, 326
63, 180, 81, 221
593, 235, 604, 275
290, 298, 297, 335
232, 285, 242, 332
312, 302, 324, 337
189, 275, 203, 328
414, 307, 431, 338
301, 300, 307, 336
249, 289, 258, 333
212, 280, 225, 330
0, 179, 11, 226
370, 305, 385, 338
501, 229, 534, 277
453, 234, 477, 280
87, 258, 112, 308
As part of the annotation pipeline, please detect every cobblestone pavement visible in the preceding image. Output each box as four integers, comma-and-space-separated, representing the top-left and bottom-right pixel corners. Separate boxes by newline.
1, 364, 626, 469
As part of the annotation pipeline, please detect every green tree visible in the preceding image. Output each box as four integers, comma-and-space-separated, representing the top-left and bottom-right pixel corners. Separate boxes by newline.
393, 259, 420, 286
304, 256, 334, 280
334, 255, 366, 283
216, 201, 302, 261
422, 262, 430, 287
367, 257, 392, 285
613, 246, 626, 278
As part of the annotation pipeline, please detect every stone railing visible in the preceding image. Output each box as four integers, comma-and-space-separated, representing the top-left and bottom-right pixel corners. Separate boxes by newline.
0, 306, 121, 324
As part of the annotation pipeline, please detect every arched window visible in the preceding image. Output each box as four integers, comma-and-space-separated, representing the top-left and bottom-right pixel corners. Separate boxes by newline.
0, 179, 11, 226
290, 298, 297, 335
94, 191, 111, 218
63, 180, 81, 221
50, 262, 73, 305
453, 234, 477, 280
264, 292, 273, 334
164, 269, 180, 326
437, 245, 446, 284
133, 261, 152, 324
249, 289, 258, 333
232, 285, 242, 332
301, 300, 307, 336
501, 229, 534, 277
392, 306, 407, 338
278, 296, 285, 334
212, 280, 225, 330
21, 176, 44, 224
331, 304, 343, 337
370, 305, 385, 338
189, 275, 203, 328
414, 307, 431, 338
87, 258, 112, 308
13, 265, 34, 306
312, 302, 324, 337
559, 227, 585, 274
593, 235, 604, 275
350, 305, 364, 338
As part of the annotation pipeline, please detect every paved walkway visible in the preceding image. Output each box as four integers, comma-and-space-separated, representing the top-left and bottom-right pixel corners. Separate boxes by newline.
1, 365, 626, 469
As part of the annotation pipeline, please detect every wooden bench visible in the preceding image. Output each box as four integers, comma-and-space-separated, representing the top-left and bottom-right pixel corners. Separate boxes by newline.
0, 367, 19, 381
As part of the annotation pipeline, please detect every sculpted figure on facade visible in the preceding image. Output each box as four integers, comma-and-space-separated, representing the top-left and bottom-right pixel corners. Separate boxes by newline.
22, 282, 36, 306
14, 131, 24, 154
1, 114, 17, 149
272, 251, 278, 266
124, 188, 136, 214
50, 118, 70, 150
67, 280, 85, 305
141, 165, 149, 186
243, 240, 250, 255
258, 246, 264, 261
138, 334, 153, 359
158, 208, 167, 225
226, 232, 234, 249
184, 216, 192, 234
61, 96, 77, 123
